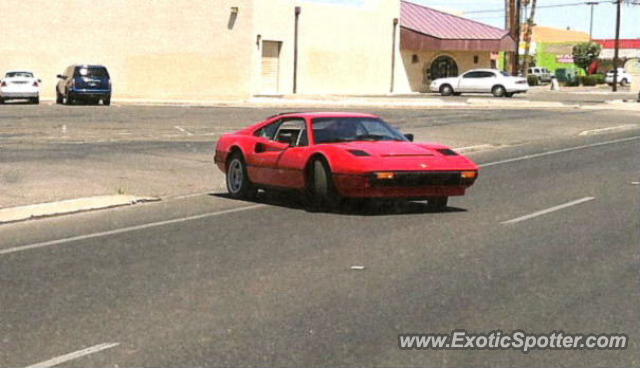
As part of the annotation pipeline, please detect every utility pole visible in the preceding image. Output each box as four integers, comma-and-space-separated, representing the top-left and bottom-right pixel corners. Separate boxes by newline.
510, 0, 522, 75
612, 0, 621, 92
522, 0, 537, 76
503, 0, 510, 71
586, 2, 599, 40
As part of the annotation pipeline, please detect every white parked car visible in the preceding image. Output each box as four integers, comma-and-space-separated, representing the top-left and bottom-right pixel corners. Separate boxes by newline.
0, 70, 40, 104
430, 69, 529, 97
605, 68, 632, 86
528, 67, 552, 83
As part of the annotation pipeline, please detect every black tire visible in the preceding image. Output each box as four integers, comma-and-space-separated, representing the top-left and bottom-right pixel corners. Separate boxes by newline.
620, 79, 628, 87
225, 152, 257, 200
307, 158, 342, 210
56, 90, 63, 104
0, 97, 4, 104
103, 95, 111, 106
32, 97, 39, 104
439, 84, 454, 96
427, 196, 448, 211
65, 92, 74, 105
492, 85, 506, 97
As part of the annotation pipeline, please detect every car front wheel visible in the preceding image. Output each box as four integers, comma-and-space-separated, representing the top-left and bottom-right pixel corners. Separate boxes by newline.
620, 79, 628, 87
439, 84, 454, 96
307, 158, 342, 210
226, 152, 257, 200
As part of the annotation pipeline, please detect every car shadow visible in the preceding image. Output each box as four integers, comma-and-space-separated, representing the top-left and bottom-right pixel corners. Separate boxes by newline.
211, 191, 467, 216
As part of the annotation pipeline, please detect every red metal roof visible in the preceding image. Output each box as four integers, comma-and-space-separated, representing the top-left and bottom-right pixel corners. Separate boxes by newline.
593, 39, 640, 49
401, 1, 509, 40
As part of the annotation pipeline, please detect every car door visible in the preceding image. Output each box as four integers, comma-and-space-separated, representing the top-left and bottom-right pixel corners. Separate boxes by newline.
458, 71, 480, 92
476, 71, 498, 92
274, 119, 310, 189
246, 118, 287, 186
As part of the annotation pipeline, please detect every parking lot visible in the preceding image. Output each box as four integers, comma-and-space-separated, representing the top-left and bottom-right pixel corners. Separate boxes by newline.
1, 102, 639, 367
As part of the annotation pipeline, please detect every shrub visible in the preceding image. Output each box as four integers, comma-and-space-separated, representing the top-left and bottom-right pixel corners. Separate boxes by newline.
580, 75, 598, 86
527, 75, 540, 86
592, 73, 606, 84
564, 78, 580, 87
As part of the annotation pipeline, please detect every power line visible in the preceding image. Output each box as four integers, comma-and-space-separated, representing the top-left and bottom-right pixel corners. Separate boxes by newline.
464, 0, 626, 14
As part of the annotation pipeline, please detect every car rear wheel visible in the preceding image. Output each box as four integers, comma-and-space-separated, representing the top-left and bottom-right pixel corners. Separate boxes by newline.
226, 152, 257, 200
307, 158, 342, 210
56, 90, 63, 104
426, 196, 448, 211
103, 96, 111, 106
620, 79, 628, 87
31, 97, 39, 104
439, 84, 454, 96
492, 85, 506, 97
65, 93, 74, 105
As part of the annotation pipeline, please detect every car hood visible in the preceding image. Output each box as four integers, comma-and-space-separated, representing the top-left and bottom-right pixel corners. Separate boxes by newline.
329, 141, 478, 172
334, 141, 438, 157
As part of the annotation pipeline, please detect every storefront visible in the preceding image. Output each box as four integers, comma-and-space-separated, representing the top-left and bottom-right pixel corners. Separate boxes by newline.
396, 1, 515, 93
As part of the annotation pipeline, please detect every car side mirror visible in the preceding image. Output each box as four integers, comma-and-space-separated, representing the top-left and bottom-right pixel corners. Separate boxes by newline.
404, 133, 414, 142
56, 74, 66, 79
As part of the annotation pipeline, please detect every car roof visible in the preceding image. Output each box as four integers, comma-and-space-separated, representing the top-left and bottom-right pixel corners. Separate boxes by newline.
464, 68, 500, 73
272, 112, 380, 120
5, 70, 34, 74
68, 64, 108, 68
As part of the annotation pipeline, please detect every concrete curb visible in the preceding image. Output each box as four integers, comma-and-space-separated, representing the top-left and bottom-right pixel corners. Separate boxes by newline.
0, 195, 160, 224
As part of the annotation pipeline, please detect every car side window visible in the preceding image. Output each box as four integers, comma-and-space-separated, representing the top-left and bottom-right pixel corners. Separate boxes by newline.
463, 72, 480, 79
274, 119, 308, 147
255, 120, 284, 140
479, 71, 495, 78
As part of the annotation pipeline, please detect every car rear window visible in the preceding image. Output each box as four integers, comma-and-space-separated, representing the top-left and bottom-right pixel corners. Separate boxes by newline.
6, 72, 33, 78
75, 67, 109, 78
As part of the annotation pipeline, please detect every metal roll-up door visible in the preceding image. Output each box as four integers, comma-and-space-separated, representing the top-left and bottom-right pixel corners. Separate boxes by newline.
261, 41, 281, 94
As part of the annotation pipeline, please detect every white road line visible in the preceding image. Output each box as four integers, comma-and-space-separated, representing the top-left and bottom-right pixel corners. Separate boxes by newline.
501, 197, 595, 225
174, 126, 193, 136
578, 124, 638, 136
24, 342, 119, 368
481, 136, 640, 167
0, 204, 265, 256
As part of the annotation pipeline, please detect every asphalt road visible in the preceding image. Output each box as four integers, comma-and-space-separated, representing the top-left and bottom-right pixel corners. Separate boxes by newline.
1, 127, 638, 367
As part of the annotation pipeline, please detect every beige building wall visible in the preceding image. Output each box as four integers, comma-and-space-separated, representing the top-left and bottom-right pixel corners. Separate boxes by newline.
1, 0, 401, 101
252, 0, 400, 96
397, 50, 492, 92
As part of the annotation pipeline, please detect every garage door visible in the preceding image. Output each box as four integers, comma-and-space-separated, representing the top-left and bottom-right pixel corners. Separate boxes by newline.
261, 41, 281, 95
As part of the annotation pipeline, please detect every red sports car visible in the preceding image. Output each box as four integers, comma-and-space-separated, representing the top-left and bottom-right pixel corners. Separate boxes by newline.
214, 112, 479, 209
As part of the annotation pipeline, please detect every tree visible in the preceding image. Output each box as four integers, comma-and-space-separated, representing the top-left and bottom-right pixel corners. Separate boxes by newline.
572, 42, 602, 74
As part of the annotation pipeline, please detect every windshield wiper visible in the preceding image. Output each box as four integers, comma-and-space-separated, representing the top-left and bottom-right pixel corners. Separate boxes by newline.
354, 134, 388, 141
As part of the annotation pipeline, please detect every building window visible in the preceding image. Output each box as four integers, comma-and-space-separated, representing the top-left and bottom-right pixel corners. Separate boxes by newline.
412, 54, 419, 64
474, 55, 479, 64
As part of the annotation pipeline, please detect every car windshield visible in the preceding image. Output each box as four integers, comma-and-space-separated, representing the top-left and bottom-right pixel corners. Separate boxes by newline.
312, 117, 407, 144
6, 72, 33, 78
76, 67, 109, 78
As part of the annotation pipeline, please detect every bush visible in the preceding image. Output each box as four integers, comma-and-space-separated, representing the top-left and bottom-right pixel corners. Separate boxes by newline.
592, 73, 606, 84
580, 75, 598, 86
527, 75, 540, 86
564, 78, 580, 87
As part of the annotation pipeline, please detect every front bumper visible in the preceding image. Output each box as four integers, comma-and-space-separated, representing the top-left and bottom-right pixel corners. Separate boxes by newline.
333, 171, 477, 199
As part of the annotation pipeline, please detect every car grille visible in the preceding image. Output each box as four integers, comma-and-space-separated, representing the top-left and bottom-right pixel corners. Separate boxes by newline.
371, 172, 462, 187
